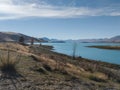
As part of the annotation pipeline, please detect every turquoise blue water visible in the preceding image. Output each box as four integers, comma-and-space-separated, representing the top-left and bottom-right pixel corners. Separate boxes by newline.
42, 42, 120, 64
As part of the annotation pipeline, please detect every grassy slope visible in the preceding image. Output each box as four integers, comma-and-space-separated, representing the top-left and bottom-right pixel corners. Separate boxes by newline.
0, 42, 120, 90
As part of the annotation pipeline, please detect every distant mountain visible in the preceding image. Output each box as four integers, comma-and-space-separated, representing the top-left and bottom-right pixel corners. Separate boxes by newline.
0, 32, 43, 42
65, 35, 120, 43
41, 37, 50, 41
40, 37, 65, 43
2, 32, 119, 43
76, 38, 110, 43
110, 35, 120, 40
41, 35, 120, 43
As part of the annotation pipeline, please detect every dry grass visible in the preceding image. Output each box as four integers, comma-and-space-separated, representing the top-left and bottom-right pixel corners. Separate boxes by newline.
0, 42, 29, 53
87, 72, 108, 82
0, 49, 21, 77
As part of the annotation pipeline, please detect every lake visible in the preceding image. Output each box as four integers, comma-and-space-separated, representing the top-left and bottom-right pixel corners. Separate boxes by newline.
42, 42, 120, 64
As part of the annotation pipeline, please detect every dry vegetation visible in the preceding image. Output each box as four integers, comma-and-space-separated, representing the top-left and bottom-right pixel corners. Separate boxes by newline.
0, 42, 120, 90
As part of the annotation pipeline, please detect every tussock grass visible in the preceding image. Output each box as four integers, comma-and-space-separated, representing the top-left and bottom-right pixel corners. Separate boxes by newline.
0, 42, 29, 53
88, 73, 107, 82
0, 49, 21, 77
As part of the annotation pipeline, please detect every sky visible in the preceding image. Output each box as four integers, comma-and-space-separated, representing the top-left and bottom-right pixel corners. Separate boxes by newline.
0, 0, 120, 40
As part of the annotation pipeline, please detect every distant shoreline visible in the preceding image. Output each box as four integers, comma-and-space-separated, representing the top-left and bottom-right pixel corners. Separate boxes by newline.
86, 45, 120, 50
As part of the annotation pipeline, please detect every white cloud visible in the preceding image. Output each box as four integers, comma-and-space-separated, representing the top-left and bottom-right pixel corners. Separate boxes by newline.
0, 0, 120, 20
0, 0, 13, 4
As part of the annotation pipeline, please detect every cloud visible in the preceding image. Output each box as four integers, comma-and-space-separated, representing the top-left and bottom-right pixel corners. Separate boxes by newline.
0, 0, 120, 20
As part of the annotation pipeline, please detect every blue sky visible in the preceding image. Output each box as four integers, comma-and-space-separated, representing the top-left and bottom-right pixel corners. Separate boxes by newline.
0, 0, 120, 39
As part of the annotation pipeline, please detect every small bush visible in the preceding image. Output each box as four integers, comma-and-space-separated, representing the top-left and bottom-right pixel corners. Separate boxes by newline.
0, 50, 21, 77
89, 75, 107, 82
43, 64, 52, 72
36, 67, 47, 74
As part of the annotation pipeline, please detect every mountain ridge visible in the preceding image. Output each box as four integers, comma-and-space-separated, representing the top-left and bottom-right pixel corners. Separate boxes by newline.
65, 35, 120, 43
40, 35, 120, 43
0, 32, 120, 43
0, 32, 43, 42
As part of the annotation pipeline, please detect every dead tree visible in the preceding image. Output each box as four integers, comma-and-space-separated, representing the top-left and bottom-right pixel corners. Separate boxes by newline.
19, 36, 24, 44
72, 42, 77, 59
31, 37, 34, 45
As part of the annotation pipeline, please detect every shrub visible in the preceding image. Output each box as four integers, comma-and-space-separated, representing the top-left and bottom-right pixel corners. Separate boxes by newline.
0, 50, 21, 77
36, 67, 47, 74
72, 42, 77, 59
89, 75, 107, 82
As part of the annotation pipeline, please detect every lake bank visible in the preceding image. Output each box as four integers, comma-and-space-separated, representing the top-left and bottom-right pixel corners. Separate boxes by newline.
87, 45, 120, 50
42, 42, 120, 64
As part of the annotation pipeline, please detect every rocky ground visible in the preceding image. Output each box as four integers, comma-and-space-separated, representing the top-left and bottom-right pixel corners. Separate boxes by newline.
0, 42, 120, 90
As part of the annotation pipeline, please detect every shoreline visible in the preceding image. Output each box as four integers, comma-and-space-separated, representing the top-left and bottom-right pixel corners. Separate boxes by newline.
42, 43, 120, 65
40, 43, 120, 69
86, 45, 120, 50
